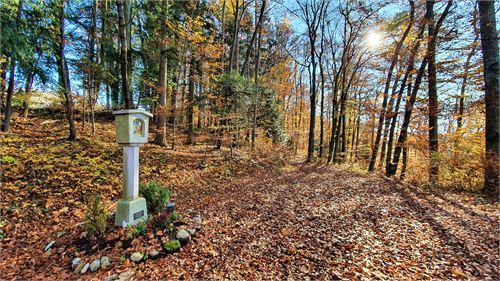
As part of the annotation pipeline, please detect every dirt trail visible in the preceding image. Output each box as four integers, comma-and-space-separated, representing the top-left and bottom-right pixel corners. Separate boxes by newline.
145, 163, 499, 280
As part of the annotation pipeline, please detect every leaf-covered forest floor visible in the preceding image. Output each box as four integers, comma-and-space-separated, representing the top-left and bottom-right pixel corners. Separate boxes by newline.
1, 116, 499, 280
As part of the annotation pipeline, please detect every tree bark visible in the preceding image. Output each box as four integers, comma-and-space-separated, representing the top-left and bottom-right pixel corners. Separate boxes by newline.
387, 0, 452, 177
57, 0, 76, 140
188, 58, 195, 145
241, 0, 266, 77
426, 0, 439, 184
251, 23, 262, 150
385, 19, 426, 175
368, 0, 414, 172
478, 0, 499, 195
154, 0, 169, 146
117, 0, 131, 109
457, 10, 479, 129
2, 0, 23, 132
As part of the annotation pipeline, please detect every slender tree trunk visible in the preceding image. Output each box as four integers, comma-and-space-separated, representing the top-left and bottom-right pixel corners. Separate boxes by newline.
379, 72, 401, 169
88, 0, 98, 135
318, 59, 325, 158
117, 0, 131, 109
427, 0, 440, 184
21, 68, 35, 118
241, 0, 266, 76
228, 0, 240, 73
400, 146, 408, 180
387, 0, 451, 177
478, 0, 499, 195
188, 58, 195, 145
368, 0, 414, 172
2, 0, 23, 132
57, 0, 76, 140
457, 20, 478, 129
154, 0, 169, 146
386, 20, 425, 175
252, 26, 262, 150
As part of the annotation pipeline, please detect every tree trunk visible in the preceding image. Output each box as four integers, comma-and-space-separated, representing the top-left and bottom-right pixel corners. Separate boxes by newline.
117, 0, 131, 109
379, 71, 401, 169
385, 20, 425, 175
154, 0, 169, 146
241, 0, 266, 77
426, 0, 439, 184
252, 25, 262, 150
318, 56, 325, 158
89, 0, 98, 135
457, 10, 478, 129
21, 69, 35, 118
387, 0, 452, 177
2, 0, 23, 132
57, 0, 76, 140
368, 0, 414, 172
400, 146, 408, 180
188, 58, 195, 145
228, 0, 241, 73
478, 0, 499, 195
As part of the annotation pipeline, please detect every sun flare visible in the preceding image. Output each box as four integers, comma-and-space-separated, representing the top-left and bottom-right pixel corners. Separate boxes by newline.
366, 31, 384, 49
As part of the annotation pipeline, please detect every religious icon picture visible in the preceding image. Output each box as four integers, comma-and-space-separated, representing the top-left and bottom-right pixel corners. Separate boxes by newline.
133, 118, 145, 137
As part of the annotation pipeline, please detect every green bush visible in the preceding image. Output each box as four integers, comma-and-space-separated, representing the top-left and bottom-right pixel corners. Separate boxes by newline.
1, 155, 16, 164
84, 195, 108, 237
170, 211, 181, 222
139, 182, 171, 215
126, 221, 147, 239
162, 240, 181, 253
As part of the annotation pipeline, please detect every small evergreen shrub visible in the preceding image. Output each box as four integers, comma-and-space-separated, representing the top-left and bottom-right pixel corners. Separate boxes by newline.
84, 195, 108, 237
139, 182, 171, 215
126, 221, 147, 239
170, 211, 181, 222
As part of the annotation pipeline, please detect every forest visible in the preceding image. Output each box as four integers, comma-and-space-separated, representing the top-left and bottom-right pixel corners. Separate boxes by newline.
0, 0, 499, 279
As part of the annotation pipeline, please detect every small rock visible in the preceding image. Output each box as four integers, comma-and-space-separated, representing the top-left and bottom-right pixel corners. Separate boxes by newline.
149, 250, 160, 259
101, 256, 111, 269
118, 269, 135, 279
194, 213, 202, 225
90, 258, 100, 272
56, 231, 66, 238
44, 241, 55, 251
80, 263, 90, 274
130, 252, 144, 263
71, 257, 82, 270
74, 262, 85, 273
176, 230, 190, 244
102, 274, 119, 281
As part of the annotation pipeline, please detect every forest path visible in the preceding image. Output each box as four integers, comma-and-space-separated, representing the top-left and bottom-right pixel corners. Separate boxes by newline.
161, 163, 499, 279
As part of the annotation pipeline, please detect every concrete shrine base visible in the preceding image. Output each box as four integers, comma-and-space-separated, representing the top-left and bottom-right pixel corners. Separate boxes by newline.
115, 197, 148, 226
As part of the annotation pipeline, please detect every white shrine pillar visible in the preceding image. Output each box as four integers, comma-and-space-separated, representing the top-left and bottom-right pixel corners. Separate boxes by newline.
123, 145, 140, 199
113, 109, 153, 226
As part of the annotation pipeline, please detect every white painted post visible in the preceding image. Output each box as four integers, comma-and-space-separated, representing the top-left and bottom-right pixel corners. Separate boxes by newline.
123, 145, 140, 199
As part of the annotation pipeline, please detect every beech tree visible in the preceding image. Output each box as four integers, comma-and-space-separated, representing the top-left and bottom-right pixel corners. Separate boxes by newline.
477, 0, 499, 195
